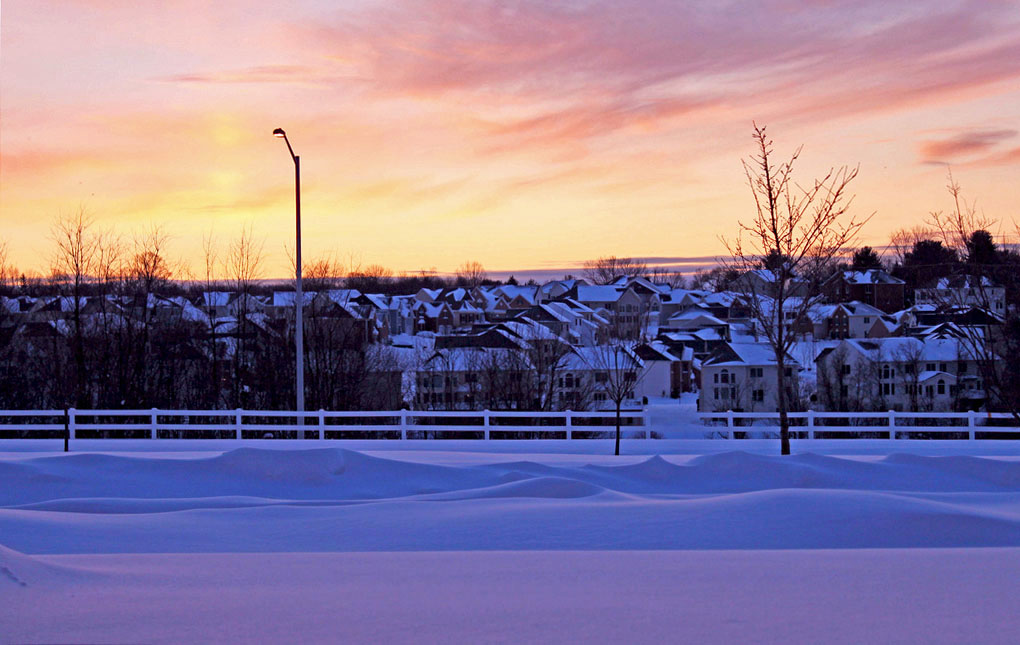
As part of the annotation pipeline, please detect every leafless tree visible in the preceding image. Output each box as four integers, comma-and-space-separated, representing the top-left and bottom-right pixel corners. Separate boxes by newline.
222, 224, 265, 408
581, 342, 647, 455
648, 266, 687, 289
455, 261, 488, 289
0, 239, 13, 292
303, 253, 347, 292
887, 226, 932, 268
724, 124, 870, 455
50, 207, 105, 407
582, 256, 647, 285
347, 263, 394, 293
917, 174, 1018, 417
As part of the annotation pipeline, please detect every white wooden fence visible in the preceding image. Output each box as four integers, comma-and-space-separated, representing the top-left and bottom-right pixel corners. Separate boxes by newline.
698, 410, 1020, 440
0, 408, 649, 441
0, 408, 1017, 442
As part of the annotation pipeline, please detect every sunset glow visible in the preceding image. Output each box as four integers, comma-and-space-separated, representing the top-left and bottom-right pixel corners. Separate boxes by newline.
3, 0, 1020, 279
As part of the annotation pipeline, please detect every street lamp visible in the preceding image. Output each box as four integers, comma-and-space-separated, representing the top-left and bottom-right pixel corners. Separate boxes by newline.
273, 128, 305, 428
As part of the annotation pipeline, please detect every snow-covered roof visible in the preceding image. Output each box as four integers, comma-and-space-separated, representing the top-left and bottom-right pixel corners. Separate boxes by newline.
839, 269, 904, 285
574, 285, 623, 303
845, 337, 978, 362
918, 370, 956, 384
703, 342, 799, 368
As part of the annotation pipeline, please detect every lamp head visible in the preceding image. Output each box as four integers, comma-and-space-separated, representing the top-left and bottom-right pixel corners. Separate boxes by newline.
273, 128, 286, 138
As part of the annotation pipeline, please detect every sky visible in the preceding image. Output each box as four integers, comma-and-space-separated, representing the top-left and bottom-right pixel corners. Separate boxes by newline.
2, 0, 1019, 280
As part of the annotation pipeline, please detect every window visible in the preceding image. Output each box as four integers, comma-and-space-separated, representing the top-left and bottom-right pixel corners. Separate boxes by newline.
750, 367, 763, 379
863, 317, 870, 324
926, 363, 935, 372
720, 370, 730, 384
840, 385, 849, 397
937, 379, 945, 395
595, 372, 608, 383
939, 363, 948, 372
784, 368, 793, 378
752, 389, 764, 402
565, 374, 574, 388
841, 364, 851, 376
904, 364, 914, 375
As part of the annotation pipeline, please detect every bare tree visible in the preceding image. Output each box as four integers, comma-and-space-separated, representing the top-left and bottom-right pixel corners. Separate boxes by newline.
648, 266, 687, 289
347, 264, 394, 293
582, 256, 647, 285
455, 261, 488, 289
888, 225, 932, 268
0, 239, 13, 292
51, 207, 104, 407
919, 174, 1018, 417
725, 124, 869, 455
581, 342, 647, 455
222, 224, 265, 408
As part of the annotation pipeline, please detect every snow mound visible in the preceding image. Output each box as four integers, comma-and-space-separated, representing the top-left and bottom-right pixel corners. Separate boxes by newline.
0, 543, 87, 587
424, 476, 613, 500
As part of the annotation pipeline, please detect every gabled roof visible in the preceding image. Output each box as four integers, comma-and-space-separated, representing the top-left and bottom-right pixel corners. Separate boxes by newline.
837, 269, 905, 285
845, 336, 977, 362
703, 342, 799, 368
574, 284, 623, 303
922, 275, 1001, 290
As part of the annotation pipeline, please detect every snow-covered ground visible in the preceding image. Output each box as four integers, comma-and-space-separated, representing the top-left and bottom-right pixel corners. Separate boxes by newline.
3, 441, 1020, 642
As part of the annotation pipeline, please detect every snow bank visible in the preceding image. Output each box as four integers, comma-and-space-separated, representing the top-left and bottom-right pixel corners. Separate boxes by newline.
2, 448, 1020, 553
5, 446, 1020, 642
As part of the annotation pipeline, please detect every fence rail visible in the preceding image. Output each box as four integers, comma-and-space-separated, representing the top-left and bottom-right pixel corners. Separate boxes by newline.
698, 410, 1020, 440
0, 408, 650, 441
1, 408, 1018, 442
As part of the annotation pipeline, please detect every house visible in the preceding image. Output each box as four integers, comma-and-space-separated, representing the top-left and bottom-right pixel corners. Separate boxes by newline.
823, 270, 905, 313
634, 341, 694, 397
699, 342, 800, 412
814, 337, 991, 412
914, 275, 1006, 314
537, 279, 587, 304
802, 301, 886, 339
565, 283, 660, 339
738, 269, 810, 299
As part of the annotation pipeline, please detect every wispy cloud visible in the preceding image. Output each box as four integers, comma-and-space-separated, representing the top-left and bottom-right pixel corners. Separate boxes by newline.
290, 0, 1020, 143
920, 129, 1019, 165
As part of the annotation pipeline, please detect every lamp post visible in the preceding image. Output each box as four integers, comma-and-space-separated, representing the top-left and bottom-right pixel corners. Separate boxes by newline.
273, 128, 305, 429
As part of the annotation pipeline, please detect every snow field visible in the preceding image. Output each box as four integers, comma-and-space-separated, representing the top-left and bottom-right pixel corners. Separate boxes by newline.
2, 444, 1020, 642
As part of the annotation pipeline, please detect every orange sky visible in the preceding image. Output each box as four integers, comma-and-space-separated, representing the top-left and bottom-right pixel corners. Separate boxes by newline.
2, 0, 1019, 280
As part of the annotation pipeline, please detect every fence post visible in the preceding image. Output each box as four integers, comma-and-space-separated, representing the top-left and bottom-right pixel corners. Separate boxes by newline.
483, 409, 490, 441
726, 410, 734, 439
63, 407, 70, 451
806, 409, 816, 441
968, 410, 977, 441
235, 408, 243, 440
68, 407, 76, 442
400, 410, 408, 441
888, 410, 896, 440
645, 409, 653, 439
318, 409, 325, 441
150, 408, 158, 440
565, 409, 573, 441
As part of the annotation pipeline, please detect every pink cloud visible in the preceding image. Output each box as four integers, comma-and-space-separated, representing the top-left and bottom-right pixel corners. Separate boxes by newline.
919, 129, 1018, 163
278, 0, 1020, 145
